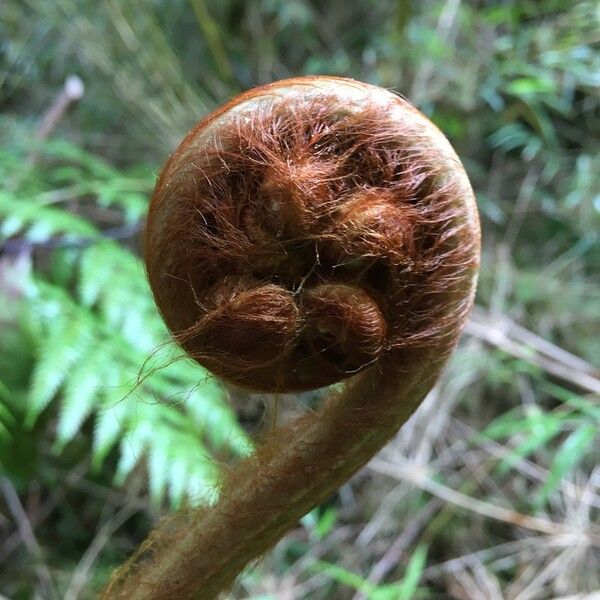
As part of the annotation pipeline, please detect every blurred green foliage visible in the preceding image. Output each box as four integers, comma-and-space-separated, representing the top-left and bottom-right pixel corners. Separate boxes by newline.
0, 0, 598, 598
314, 545, 429, 599
0, 140, 251, 509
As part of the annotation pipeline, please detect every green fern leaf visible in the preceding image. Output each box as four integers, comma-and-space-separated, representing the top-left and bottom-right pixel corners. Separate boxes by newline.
114, 429, 146, 486
147, 431, 171, 504
26, 315, 93, 428
1, 139, 256, 508
41, 139, 118, 179
186, 387, 253, 456
0, 194, 98, 242
79, 244, 118, 307
53, 349, 106, 452
92, 383, 131, 471
94, 181, 148, 224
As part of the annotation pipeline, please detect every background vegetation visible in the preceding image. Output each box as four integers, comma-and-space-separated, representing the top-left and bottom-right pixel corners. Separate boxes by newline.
1, 1, 599, 598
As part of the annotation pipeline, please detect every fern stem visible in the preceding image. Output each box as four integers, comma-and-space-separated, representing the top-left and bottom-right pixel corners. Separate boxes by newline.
102, 76, 480, 599
105, 354, 447, 598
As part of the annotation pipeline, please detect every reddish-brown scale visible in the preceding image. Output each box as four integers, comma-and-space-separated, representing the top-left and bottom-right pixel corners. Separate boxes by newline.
103, 76, 480, 600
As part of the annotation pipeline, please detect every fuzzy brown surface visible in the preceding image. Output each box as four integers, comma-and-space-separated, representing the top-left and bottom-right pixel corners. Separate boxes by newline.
102, 77, 480, 599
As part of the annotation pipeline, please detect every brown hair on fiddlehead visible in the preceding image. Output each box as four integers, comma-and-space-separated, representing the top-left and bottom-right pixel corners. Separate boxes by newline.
145, 78, 478, 392
104, 76, 480, 600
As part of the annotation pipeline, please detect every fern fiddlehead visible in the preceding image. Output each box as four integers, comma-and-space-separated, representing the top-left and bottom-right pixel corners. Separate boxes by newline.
103, 76, 480, 599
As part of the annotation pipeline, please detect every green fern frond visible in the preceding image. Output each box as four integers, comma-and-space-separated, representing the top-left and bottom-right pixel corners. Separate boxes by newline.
115, 430, 145, 487
185, 386, 254, 456
0, 192, 99, 242
37, 139, 152, 222
80, 242, 162, 348
53, 346, 108, 452
25, 312, 94, 428
92, 382, 132, 471
79, 244, 121, 307
21, 286, 234, 506
38, 139, 119, 179
92, 181, 148, 224
1, 140, 252, 506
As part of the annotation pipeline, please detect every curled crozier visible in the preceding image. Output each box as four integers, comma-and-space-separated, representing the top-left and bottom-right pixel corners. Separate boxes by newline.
104, 77, 481, 600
